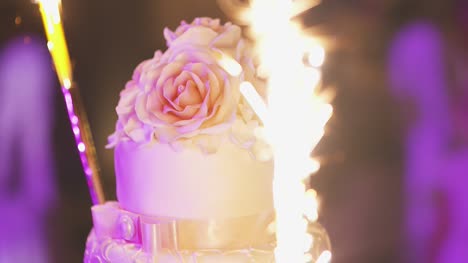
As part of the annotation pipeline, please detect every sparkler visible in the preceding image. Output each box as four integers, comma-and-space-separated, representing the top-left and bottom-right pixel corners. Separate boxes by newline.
218, 0, 333, 262
36, 0, 105, 205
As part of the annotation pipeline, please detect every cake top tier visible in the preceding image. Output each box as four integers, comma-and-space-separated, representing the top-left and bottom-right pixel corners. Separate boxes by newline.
108, 17, 268, 157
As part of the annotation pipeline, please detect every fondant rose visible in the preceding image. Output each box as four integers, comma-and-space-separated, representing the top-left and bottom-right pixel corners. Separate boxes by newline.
136, 46, 240, 143
108, 31, 241, 151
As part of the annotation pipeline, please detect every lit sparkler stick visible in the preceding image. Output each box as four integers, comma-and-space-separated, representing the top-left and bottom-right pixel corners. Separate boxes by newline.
36, 0, 105, 205
218, 0, 332, 262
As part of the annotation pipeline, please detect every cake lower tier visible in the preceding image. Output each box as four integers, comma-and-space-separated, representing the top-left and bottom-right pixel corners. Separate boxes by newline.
84, 231, 275, 263
84, 202, 275, 263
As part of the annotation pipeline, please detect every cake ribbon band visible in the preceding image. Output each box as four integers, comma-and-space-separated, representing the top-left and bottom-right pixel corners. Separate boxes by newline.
91, 202, 275, 253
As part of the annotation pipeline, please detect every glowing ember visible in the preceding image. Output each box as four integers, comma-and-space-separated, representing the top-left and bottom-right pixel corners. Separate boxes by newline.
307, 44, 326, 68
240, 81, 269, 123
317, 250, 332, 263
214, 50, 243, 77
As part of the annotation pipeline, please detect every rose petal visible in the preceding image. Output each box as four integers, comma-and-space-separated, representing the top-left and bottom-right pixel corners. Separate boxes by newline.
146, 89, 164, 113
228, 118, 256, 147
170, 27, 218, 47
202, 77, 239, 127
192, 84, 210, 119
161, 78, 182, 110
198, 102, 222, 129
132, 59, 152, 81
173, 70, 192, 88
210, 24, 241, 48
200, 115, 235, 134
153, 126, 178, 143
154, 50, 163, 60
173, 20, 189, 36
187, 71, 207, 98
159, 80, 183, 113
124, 116, 151, 143
152, 109, 179, 124
123, 115, 141, 134
175, 81, 202, 107
187, 63, 207, 77
176, 117, 206, 134
135, 93, 167, 125
156, 62, 183, 89
135, 94, 154, 125
166, 103, 201, 120
116, 83, 140, 115
163, 28, 177, 45
206, 68, 222, 105
192, 133, 225, 154
141, 64, 164, 89
168, 46, 216, 65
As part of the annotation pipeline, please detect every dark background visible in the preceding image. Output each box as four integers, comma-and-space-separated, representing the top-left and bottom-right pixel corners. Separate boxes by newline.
1, 0, 441, 262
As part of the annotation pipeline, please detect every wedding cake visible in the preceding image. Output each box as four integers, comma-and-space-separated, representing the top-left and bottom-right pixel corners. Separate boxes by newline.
84, 17, 276, 262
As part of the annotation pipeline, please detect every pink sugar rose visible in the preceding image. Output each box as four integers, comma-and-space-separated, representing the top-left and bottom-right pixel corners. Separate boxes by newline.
108, 17, 269, 156
135, 46, 240, 143
108, 39, 241, 150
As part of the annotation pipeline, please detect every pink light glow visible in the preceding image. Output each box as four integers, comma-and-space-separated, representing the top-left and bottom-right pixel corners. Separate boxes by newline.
61, 86, 100, 204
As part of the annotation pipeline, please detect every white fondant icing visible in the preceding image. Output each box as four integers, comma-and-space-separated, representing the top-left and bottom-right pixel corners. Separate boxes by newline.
115, 140, 273, 219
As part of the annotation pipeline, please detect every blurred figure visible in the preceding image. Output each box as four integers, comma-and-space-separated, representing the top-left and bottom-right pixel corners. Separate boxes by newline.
388, 1, 468, 262
0, 36, 56, 262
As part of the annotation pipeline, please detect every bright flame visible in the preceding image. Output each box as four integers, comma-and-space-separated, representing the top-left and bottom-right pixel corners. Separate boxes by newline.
316, 250, 332, 263
214, 50, 243, 76
243, 0, 332, 262
307, 44, 326, 67
37, 0, 72, 88
304, 189, 319, 222
78, 142, 86, 153
63, 78, 72, 89
240, 81, 269, 123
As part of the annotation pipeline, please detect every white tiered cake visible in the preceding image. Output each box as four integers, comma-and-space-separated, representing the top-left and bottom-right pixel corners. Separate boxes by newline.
84, 17, 276, 262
